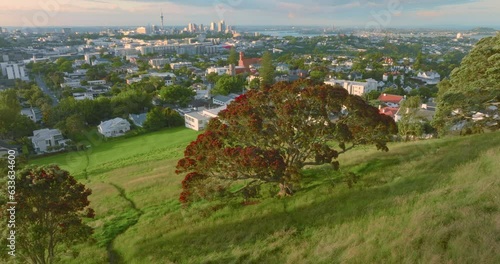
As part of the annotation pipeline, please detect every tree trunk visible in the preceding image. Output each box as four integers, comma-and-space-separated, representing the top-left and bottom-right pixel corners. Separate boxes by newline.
278, 183, 293, 197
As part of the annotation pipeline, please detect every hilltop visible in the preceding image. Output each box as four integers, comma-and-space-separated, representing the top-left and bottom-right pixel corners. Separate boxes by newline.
29, 128, 500, 263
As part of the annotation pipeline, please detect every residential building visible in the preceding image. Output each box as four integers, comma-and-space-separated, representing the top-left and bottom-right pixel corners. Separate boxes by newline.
88, 80, 106, 86
378, 93, 405, 108
213, 95, 235, 106
379, 106, 400, 120
0, 140, 20, 157
73, 92, 96, 101
149, 58, 170, 69
394, 102, 437, 122
276, 63, 290, 73
207, 66, 231, 75
30, 129, 68, 154
0, 62, 29, 81
416, 71, 441, 85
98, 118, 131, 138
184, 105, 226, 131
20, 107, 42, 123
129, 113, 147, 128
324, 78, 378, 96
170, 62, 193, 70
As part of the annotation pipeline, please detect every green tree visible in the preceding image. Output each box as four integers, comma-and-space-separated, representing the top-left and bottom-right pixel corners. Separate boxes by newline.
143, 107, 184, 131
248, 78, 261, 90
433, 33, 500, 135
11, 165, 94, 264
397, 96, 424, 141
228, 47, 238, 65
176, 80, 397, 203
309, 70, 327, 84
143, 107, 167, 131
212, 75, 245, 96
259, 51, 275, 89
0, 89, 37, 139
111, 90, 152, 117
414, 51, 423, 71
159, 85, 196, 107
206, 72, 220, 84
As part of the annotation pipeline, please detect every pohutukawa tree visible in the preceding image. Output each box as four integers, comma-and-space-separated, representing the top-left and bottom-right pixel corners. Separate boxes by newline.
176, 80, 397, 204
14, 165, 95, 264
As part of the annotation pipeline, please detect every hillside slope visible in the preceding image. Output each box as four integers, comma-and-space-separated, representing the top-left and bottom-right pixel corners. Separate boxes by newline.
31, 130, 500, 263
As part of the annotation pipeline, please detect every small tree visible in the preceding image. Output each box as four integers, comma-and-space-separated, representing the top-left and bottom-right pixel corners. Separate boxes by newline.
159, 85, 196, 107
144, 107, 184, 131
14, 165, 94, 264
398, 96, 424, 141
212, 75, 245, 96
228, 47, 238, 65
259, 51, 275, 89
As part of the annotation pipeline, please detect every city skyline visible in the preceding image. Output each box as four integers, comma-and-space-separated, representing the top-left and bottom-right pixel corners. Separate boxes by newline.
0, 0, 499, 29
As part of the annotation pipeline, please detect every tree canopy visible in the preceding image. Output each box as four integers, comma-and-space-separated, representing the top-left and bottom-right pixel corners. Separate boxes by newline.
176, 80, 397, 204
211, 75, 246, 96
143, 107, 184, 131
0, 89, 37, 140
433, 33, 500, 134
159, 85, 196, 107
10, 165, 94, 263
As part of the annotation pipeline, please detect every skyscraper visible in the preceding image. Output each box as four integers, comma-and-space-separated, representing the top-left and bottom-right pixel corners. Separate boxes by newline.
210, 22, 216, 31
218, 20, 225, 32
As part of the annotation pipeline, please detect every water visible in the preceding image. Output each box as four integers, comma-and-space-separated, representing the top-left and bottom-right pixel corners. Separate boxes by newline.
253, 30, 337, 38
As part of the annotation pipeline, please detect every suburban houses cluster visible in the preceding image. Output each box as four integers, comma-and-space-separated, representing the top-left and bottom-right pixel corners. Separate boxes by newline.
1, 24, 491, 156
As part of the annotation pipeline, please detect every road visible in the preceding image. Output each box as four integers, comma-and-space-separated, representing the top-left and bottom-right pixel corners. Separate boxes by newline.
35, 75, 59, 106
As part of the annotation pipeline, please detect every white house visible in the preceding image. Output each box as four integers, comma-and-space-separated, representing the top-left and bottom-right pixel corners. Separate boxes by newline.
88, 80, 107, 85
30, 129, 68, 154
170, 62, 192, 70
206, 66, 231, 75
184, 112, 210, 131
324, 78, 378, 96
98, 117, 131, 138
73, 92, 95, 101
275, 63, 290, 73
416, 71, 441, 85
184, 105, 226, 131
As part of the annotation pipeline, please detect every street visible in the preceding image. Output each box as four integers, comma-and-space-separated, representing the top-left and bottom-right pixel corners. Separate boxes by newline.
35, 74, 59, 106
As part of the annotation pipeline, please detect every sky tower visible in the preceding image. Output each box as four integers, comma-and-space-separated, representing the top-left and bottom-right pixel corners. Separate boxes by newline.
160, 10, 164, 31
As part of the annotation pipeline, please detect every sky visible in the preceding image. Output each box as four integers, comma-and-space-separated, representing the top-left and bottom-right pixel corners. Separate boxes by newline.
0, 0, 499, 29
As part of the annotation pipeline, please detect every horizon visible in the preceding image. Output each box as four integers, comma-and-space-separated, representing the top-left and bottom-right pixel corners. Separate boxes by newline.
1, 0, 499, 29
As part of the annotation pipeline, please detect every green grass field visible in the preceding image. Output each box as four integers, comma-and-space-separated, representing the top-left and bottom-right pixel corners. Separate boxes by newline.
30, 129, 500, 264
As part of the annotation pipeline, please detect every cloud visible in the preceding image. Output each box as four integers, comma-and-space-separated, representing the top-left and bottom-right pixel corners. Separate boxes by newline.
0, 0, 498, 27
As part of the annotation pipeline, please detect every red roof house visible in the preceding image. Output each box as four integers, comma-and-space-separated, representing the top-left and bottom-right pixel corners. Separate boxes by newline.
378, 93, 404, 107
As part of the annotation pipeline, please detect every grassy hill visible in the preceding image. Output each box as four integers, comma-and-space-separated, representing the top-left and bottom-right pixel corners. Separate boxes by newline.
30, 129, 500, 263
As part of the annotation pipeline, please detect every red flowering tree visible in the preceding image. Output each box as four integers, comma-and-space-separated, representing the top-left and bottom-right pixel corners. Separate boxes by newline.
176, 80, 397, 203
12, 165, 95, 264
